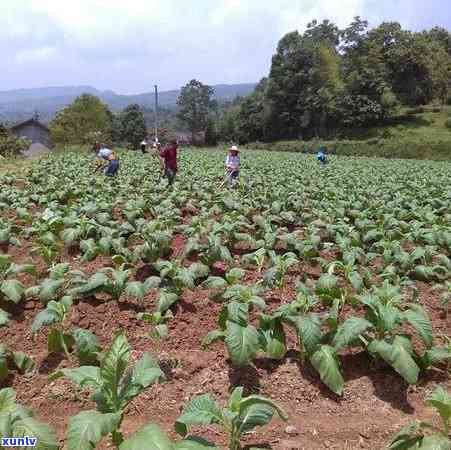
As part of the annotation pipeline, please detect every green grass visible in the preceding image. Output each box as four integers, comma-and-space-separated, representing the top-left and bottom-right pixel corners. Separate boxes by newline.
244, 106, 451, 160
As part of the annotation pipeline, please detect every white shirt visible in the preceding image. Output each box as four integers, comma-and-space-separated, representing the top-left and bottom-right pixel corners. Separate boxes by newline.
141, 141, 147, 146
226, 154, 240, 169
98, 148, 112, 160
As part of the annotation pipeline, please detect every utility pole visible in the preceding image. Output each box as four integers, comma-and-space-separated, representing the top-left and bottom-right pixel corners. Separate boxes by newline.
154, 85, 158, 143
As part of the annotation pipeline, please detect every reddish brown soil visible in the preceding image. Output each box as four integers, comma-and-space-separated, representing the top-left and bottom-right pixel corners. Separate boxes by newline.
0, 223, 449, 449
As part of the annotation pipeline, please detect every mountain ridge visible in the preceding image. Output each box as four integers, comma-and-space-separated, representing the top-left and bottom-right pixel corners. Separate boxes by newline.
0, 83, 256, 123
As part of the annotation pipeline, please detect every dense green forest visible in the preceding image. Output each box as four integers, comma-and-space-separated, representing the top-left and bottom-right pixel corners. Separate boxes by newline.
213, 18, 451, 143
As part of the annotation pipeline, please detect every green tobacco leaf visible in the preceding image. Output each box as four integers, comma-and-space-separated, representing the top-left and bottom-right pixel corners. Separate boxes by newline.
1, 279, 25, 303
32, 308, 60, 333
295, 315, 322, 356
225, 321, 260, 367
12, 415, 59, 450
100, 332, 130, 406
119, 422, 174, 450
333, 317, 373, 352
387, 420, 421, 449
418, 434, 451, 450
11, 352, 35, 373
203, 277, 227, 290
50, 366, 101, 388
143, 276, 161, 290
202, 330, 225, 348
0, 309, 10, 327
175, 394, 223, 436
66, 410, 121, 450
49, 263, 70, 280
157, 291, 179, 313
72, 328, 101, 365
421, 346, 451, 369
258, 316, 286, 360
315, 274, 341, 302
125, 281, 147, 301
0, 387, 17, 413
310, 345, 344, 395
239, 395, 288, 433
368, 337, 419, 385
39, 279, 63, 304
425, 387, 451, 432
403, 305, 433, 348
48, 328, 74, 355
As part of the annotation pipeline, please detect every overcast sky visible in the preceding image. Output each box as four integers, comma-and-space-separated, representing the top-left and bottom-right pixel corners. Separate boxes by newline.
1, 0, 450, 94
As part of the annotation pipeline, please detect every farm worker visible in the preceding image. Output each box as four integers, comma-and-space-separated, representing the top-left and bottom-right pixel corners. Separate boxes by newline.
316, 147, 327, 165
225, 145, 240, 188
104, 151, 120, 177
97, 143, 112, 160
140, 139, 147, 154
159, 139, 178, 185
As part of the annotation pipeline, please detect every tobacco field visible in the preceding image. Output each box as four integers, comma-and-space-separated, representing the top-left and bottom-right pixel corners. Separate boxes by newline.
0, 148, 449, 450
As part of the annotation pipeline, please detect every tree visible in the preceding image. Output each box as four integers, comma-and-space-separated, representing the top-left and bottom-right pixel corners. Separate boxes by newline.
117, 104, 147, 149
177, 80, 215, 143
0, 123, 31, 158
49, 94, 112, 146
204, 117, 218, 146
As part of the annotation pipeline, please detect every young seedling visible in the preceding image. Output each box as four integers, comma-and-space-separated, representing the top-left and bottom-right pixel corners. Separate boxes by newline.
175, 387, 287, 450
50, 331, 164, 447
388, 386, 451, 449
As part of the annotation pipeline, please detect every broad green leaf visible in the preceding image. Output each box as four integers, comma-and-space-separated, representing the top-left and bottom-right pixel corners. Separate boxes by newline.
418, 434, 451, 450
425, 387, 451, 432
125, 281, 147, 301
119, 422, 174, 450
49, 263, 70, 280
0, 309, 10, 327
47, 328, 73, 355
387, 421, 422, 449
66, 410, 121, 450
403, 305, 433, 348
225, 322, 260, 367
202, 330, 225, 348
100, 332, 130, 403
203, 277, 227, 290
227, 302, 248, 326
310, 345, 344, 395
12, 414, 59, 450
157, 291, 179, 313
368, 337, 419, 384
32, 308, 60, 333
50, 366, 101, 388
421, 346, 451, 369
72, 328, 101, 365
11, 352, 35, 373
239, 403, 276, 434
175, 394, 223, 436
1, 279, 25, 304
295, 315, 322, 356
333, 317, 373, 352
143, 276, 161, 290
0, 388, 17, 413
258, 316, 286, 360
130, 353, 164, 388
39, 279, 63, 304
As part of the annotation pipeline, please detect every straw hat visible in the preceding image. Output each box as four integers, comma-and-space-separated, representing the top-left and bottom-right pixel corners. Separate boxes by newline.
229, 145, 240, 152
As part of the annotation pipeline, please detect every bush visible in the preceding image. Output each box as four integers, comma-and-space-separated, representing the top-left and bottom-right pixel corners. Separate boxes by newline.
0, 124, 31, 158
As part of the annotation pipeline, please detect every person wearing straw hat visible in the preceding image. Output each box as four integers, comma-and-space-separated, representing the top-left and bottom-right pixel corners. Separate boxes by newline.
225, 145, 240, 188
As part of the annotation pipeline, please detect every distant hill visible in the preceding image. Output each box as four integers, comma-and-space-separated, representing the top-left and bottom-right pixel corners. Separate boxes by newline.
0, 83, 256, 124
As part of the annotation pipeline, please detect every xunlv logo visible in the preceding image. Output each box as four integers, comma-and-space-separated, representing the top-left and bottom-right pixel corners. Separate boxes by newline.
1, 436, 37, 447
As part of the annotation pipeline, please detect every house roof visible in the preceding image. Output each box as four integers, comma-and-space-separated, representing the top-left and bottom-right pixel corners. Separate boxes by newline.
10, 118, 50, 133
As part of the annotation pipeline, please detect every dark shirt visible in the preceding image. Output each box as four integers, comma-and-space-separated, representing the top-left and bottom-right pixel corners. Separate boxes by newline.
160, 144, 178, 171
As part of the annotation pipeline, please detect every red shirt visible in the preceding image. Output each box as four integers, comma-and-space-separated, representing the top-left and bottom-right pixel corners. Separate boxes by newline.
160, 145, 178, 171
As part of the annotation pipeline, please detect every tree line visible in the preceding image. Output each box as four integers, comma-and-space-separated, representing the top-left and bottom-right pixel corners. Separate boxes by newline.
215, 18, 451, 143
29, 17, 451, 148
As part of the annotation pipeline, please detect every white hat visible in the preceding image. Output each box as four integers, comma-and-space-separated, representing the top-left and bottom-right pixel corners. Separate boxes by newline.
229, 145, 239, 152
